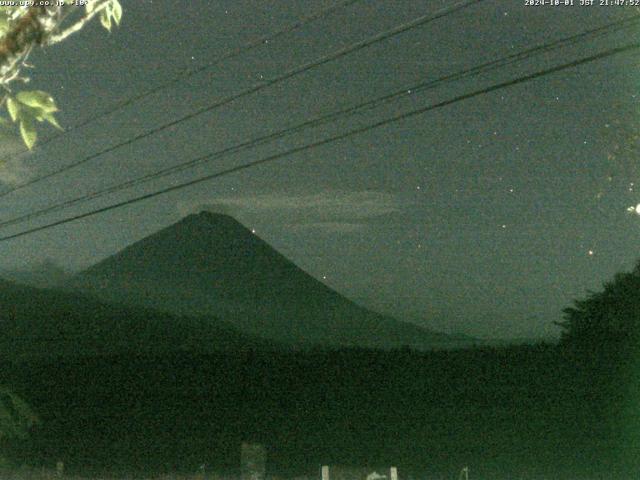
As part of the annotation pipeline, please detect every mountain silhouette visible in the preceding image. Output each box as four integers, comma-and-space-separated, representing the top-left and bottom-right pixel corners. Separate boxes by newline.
0, 277, 275, 359
69, 211, 462, 349
0, 259, 70, 289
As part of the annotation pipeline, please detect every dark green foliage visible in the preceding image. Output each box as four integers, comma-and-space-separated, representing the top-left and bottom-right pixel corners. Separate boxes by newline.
555, 262, 640, 476
0, 343, 633, 479
0, 386, 37, 441
557, 260, 640, 348
0, 386, 37, 467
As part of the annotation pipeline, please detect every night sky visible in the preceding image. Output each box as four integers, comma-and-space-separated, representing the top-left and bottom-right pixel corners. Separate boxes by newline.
0, 0, 638, 340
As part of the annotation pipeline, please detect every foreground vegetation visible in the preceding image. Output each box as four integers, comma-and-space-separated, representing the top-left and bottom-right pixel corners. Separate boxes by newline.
0, 341, 636, 480
1, 261, 639, 479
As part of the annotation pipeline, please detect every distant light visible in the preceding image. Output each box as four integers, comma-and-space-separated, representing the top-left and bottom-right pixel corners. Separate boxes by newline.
588, 250, 594, 256
322, 275, 327, 280
251, 229, 256, 234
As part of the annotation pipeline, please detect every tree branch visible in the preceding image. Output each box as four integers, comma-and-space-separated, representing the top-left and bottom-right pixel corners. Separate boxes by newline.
46, 1, 113, 46
0, 5, 56, 85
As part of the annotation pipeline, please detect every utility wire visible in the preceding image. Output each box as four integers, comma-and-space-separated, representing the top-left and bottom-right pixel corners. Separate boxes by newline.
0, 0, 485, 199
0, 14, 637, 230
0, 41, 636, 243
0, 0, 364, 164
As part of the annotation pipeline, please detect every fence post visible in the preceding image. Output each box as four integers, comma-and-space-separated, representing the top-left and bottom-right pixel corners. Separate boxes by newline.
389, 467, 397, 480
321, 465, 330, 480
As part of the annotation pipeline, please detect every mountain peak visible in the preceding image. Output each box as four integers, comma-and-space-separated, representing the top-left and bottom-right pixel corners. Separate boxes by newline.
196, 209, 234, 220
70, 214, 461, 349
177, 210, 251, 233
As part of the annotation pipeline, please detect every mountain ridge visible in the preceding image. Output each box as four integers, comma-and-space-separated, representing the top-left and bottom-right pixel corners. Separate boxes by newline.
0, 277, 278, 359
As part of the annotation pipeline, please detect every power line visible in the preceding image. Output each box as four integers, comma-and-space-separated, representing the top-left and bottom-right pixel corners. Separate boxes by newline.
0, 14, 637, 230
0, 0, 364, 165
0, 0, 485, 198
0, 41, 637, 243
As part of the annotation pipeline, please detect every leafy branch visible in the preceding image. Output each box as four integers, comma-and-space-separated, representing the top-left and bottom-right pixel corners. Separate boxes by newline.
0, 0, 123, 149
6, 90, 61, 149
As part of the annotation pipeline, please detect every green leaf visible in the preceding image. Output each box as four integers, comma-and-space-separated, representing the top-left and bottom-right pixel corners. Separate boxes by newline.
19, 117, 36, 150
100, 8, 112, 31
42, 111, 62, 130
16, 90, 57, 113
97, 1, 123, 31
112, 0, 122, 25
0, 16, 9, 36
6, 97, 19, 122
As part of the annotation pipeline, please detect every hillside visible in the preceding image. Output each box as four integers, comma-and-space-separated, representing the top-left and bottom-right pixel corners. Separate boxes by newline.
0, 278, 275, 359
0, 260, 70, 289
